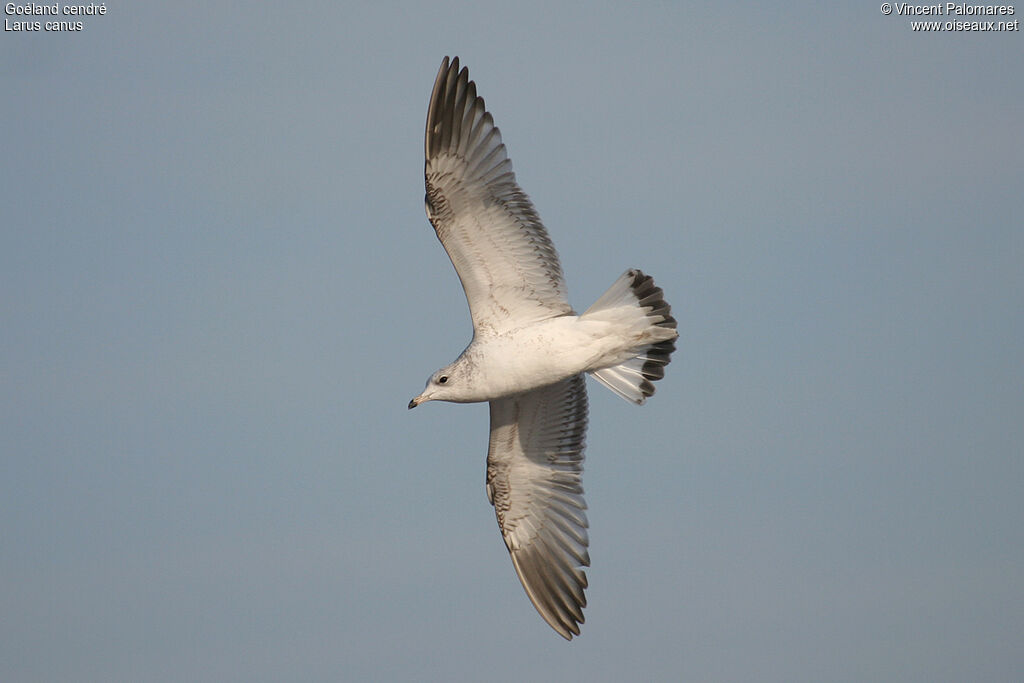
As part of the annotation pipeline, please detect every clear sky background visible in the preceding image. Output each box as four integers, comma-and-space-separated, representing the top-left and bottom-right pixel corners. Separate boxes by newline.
2, 3, 1021, 681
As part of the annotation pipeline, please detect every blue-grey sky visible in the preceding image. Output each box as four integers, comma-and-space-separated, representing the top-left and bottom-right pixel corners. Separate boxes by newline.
2, 3, 1021, 681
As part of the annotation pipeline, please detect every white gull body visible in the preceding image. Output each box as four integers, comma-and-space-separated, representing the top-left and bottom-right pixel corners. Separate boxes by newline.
409, 57, 678, 640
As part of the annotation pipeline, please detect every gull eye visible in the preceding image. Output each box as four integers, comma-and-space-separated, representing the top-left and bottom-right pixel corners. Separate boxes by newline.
438, 375, 448, 384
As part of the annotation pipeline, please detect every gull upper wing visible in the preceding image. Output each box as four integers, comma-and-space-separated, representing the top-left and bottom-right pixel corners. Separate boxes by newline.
486, 374, 590, 640
425, 56, 572, 334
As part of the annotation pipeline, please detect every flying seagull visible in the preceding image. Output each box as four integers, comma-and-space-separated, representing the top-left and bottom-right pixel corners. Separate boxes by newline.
409, 56, 678, 640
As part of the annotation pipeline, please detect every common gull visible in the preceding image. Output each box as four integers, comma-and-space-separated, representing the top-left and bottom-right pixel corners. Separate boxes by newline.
409, 57, 678, 640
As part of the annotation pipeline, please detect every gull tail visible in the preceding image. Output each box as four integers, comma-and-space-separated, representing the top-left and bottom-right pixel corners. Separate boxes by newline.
581, 269, 678, 405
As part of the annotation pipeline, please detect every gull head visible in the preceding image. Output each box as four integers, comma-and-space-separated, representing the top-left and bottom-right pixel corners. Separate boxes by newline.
408, 366, 459, 409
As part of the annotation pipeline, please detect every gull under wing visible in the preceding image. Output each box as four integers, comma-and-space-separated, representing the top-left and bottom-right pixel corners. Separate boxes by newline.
425, 56, 572, 334
486, 374, 590, 639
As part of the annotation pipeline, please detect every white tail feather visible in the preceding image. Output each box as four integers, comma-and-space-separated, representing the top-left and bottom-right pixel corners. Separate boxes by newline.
583, 269, 677, 405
